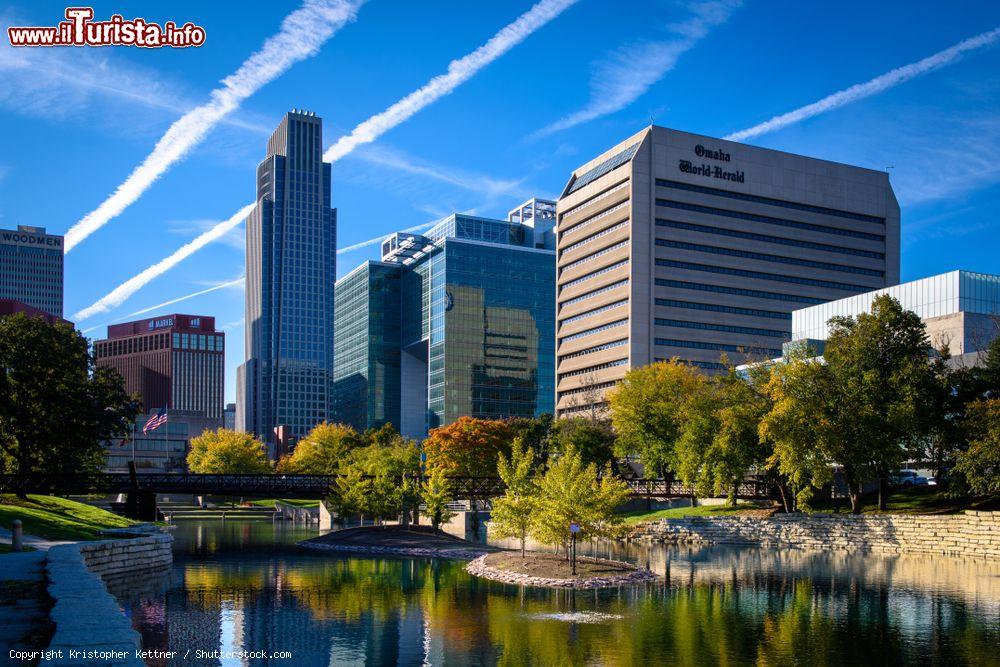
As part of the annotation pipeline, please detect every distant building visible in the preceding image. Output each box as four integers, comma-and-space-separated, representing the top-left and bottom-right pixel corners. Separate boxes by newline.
0, 298, 69, 326
789, 270, 1000, 366
94, 314, 224, 472
223, 403, 236, 430
238, 110, 337, 455
0, 225, 64, 318
334, 204, 556, 439
554, 126, 900, 417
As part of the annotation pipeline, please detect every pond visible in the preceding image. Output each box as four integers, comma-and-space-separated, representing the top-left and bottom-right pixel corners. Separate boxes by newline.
114, 521, 1000, 666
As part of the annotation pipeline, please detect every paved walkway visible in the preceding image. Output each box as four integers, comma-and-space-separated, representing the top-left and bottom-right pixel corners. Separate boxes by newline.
0, 529, 72, 657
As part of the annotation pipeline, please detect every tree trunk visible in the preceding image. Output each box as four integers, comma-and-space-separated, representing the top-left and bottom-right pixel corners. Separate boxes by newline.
877, 475, 888, 511
848, 482, 862, 514
777, 484, 790, 513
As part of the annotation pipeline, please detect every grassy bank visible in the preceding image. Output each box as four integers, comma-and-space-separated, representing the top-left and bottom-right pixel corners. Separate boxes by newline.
621, 503, 768, 525
246, 499, 320, 508
810, 486, 1000, 515
0, 495, 134, 541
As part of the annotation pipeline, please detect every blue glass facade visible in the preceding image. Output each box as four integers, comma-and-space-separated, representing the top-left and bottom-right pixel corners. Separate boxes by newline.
238, 111, 336, 448
335, 213, 556, 439
333, 262, 401, 432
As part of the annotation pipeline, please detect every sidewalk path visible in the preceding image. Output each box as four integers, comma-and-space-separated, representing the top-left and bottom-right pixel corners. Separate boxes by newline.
0, 528, 72, 657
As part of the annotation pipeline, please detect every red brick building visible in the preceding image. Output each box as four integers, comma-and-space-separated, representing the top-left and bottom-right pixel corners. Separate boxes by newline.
94, 314, 224, 419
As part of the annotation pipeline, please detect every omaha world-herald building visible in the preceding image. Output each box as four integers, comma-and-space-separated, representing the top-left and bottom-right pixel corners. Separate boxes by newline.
334, 200, 556, 439
554, 126, 900, 417
237, 110, 337, 455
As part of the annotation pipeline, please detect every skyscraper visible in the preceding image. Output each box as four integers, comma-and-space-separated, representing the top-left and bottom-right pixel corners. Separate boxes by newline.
334, 203, 556, 439
237, 110, 336, 453
0, 225, 64, 318
554, 126, 899, 417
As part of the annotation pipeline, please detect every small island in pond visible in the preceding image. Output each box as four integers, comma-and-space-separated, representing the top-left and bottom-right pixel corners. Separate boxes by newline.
299, 525, 497, 559
467, 551, 657, 589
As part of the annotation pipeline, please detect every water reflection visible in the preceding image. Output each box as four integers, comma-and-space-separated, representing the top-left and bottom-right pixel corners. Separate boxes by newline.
117, 522, 1000, 666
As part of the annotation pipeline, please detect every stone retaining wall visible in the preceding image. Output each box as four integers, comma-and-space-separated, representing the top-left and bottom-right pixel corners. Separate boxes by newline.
44, 532, 172, 666
628, 510, 999, 559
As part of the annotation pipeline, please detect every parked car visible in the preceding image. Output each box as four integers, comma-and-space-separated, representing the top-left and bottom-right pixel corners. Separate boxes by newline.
890, 470, 920, 487
913, 476, 929, 486
927, 476, 938, 486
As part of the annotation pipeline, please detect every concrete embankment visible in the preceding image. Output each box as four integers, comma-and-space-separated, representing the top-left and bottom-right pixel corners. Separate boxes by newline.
44, 531, 172, 666
628, 510, 1000, 559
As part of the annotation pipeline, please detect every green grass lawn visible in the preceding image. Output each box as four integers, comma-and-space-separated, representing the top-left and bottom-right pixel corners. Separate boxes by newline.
0, 494, 135, 541
810, 486, 1000, 515
621, 502, 770, 525
246, 499, 320, 508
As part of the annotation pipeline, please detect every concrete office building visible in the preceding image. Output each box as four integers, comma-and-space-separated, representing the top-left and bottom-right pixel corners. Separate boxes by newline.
790, 270, 1000, 366
0, 298, 69, 326
94, 314, 224, 471
334, 204, 556, 439
0, 225, 64, 318
554, 126, 899, 417
237, 110, 337, 454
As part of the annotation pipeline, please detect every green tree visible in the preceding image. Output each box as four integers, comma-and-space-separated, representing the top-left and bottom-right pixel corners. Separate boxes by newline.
609, 360, 707, 478
421, 467, 456, 531
550, 417, 616, 471
488, 437, 538, 558
278, 422, 361, 474
954, 399, 1000, 495
531, 448, 630, 555
703, 367, 772, 504
509, 414, 555, 465
186, 429, 271, 474
761, 296, 940, 513
0, 314, 139, 480
329, 439, 421, 525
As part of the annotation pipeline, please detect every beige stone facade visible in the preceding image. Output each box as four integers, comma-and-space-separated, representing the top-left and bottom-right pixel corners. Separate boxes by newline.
554, 126, 900, 416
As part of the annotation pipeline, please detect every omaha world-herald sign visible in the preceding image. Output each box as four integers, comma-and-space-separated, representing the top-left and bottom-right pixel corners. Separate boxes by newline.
679, 144, 745, 183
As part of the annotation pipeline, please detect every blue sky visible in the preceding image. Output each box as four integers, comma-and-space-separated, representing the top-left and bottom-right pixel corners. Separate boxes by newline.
1, 0, 999, 403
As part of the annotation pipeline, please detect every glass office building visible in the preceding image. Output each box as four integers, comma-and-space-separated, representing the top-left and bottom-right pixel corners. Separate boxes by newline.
237, 110, 336, 454
0, 225, 63, 318
334, 205, 556, 438
333, 262, 401, 431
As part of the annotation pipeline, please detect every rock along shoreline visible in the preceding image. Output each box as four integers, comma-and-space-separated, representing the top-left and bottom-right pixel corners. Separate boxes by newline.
465, 553, 658, 589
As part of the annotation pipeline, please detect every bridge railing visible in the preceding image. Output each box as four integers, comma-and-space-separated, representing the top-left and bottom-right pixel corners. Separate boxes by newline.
0, 472, 775, 500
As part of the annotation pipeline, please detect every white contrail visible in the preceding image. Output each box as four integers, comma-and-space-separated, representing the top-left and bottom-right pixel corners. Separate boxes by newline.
63, 0, 363, 252
337, 220, 438, 254
725, 27, 1000, 142
79, 276, 246, 334
127, 277, 246, 317
533, 0, 739, 139
75, 0, 576, 318
72, 203, 255, 320
323, 0, 579, 163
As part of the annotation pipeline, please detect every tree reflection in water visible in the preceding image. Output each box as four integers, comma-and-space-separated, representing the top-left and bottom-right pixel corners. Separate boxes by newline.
118, 522, 1000, 666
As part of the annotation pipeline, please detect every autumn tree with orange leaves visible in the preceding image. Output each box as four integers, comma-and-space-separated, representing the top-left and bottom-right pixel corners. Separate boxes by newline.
422, 417, 515, 477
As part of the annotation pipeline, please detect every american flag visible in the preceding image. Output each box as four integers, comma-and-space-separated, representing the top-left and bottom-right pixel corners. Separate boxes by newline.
143, 407, 167, 434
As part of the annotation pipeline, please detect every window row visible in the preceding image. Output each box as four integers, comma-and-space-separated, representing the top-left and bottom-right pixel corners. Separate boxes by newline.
654, 318, 789, 339
560, 241, 630, 274
655, 239, 884, 277
560, 180, 629, 218
655, 298, 791, 320
655, 278, 824, 304
558, 338, 628, 362
559, 299, 629, 326
560, 221, 628, 256
655, 259, 868, 292
559, 318, 629, 344
654, 338, 783, 357
656, 179, 886, 225
559, 358, 628, 379
559, 279, 630, 308
560, 260, 629, 291
656, 219, 885, 259
560, 201, 629, 239
656, 199, 885, 242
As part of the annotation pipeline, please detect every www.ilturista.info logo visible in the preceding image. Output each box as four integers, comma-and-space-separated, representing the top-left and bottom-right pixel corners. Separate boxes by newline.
7, 7, 206, 48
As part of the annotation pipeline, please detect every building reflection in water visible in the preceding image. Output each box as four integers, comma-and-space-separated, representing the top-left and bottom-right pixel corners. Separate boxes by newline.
115, 523, 1000, 666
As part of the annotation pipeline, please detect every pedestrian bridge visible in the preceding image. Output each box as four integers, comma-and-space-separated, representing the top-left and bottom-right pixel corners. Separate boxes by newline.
0, 472, 773, 519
